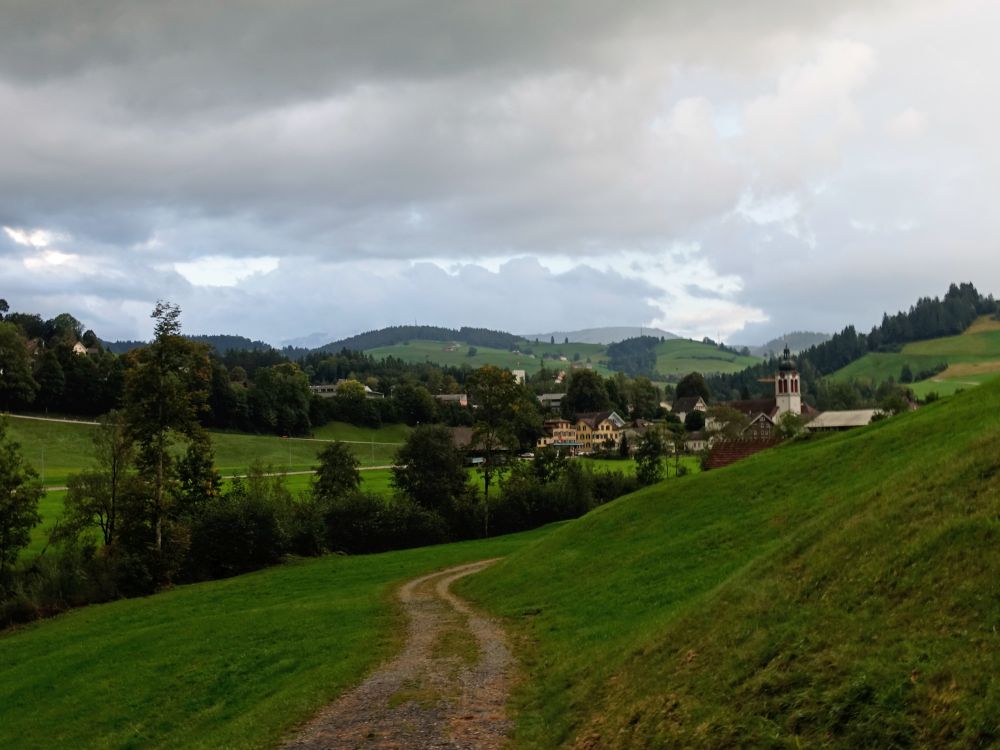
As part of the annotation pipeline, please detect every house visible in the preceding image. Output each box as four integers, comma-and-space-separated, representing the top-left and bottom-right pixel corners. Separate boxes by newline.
434, 393, 469, 408
537, 393, 564, 413
574, 410, 626, 453
511, 369, 526, 385
671, 396, 707, 423
536, 418, 583, 453
72, 341, 88, 356
684, 430, 709, 452
310, 380, 384, 399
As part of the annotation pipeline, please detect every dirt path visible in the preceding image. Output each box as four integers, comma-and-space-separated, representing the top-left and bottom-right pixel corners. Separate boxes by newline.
282, 559, 513, 750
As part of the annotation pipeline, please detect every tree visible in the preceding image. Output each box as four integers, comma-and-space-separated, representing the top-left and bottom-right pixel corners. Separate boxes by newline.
313, 441, 361, 502
561, 369, 610, 418
392, 382, 437, 426
0, 419, 43, 578
705, 406, 749, 442
467, 365, 519, 535
392, 425, 471, 515
0, 298, 7, 320
676, 372, 710, 401
59, 410, 134, 547
467, 346, 478, 358
900, 363, 914, 383
684, 410, 706, 432
634, 427, 665, 485
0, 322, 38, 409
775, 411, 805, 439
123, 302, 211, 553
627, 376, 661, 419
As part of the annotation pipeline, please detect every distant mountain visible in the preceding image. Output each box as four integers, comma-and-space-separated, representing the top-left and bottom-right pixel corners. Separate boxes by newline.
521, 327, 679, 345
280, 332, 334, 350
748, 331, 832, 358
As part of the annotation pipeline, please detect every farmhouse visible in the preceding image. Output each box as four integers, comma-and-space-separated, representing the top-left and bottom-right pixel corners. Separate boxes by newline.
434, 393, 469, 408
670, 396, 707, 422
536, 418, 583, 453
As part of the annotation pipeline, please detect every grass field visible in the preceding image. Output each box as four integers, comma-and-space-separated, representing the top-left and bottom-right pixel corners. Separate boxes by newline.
3, 417, 407, 489
365, 336, 761, 380
459, 377, 1000, 747
654, 338, 761, 378
366, 339, 613, 376
0, 525, 558, 750
832, 315, 1000, 397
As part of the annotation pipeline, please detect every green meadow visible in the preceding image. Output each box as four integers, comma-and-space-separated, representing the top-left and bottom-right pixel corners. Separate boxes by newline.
366, 339, 613, 376
832, 315, 1000, 396
654, 338, 761, 377
0, 525, 558, 750
459, 381, 1000, 747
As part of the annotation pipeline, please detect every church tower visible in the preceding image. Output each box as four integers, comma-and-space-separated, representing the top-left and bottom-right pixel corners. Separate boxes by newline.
774, 344, 801, 417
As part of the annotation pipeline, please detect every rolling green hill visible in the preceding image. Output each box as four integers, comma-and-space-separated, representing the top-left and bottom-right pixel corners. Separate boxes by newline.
832, 315, 1000, 397
458, 380, 1000, 747
366, 337, 760, 379
654, 338, 760, 377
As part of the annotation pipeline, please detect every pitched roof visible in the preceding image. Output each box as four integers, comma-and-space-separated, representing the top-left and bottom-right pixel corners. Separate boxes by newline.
575, 410, 625, 429
726, 398, 779, 418
807, 409, 877, 430
704, 438, 782, 470
671, 396, 706, 414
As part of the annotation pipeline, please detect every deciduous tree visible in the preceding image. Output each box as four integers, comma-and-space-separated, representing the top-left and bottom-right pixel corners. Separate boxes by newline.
0, 420, 43, 578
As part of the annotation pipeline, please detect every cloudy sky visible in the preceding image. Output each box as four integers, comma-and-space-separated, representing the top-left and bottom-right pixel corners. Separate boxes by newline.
2, 0, 998, 346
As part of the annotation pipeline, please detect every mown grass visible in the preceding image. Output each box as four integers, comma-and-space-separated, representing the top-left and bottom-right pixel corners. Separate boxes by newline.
654, 338, 760, 377
0, 524, 558, 750
459, 377, 1000, 748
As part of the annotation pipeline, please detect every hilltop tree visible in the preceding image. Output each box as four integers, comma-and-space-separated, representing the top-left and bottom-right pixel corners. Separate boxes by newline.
0, 420, 43, 578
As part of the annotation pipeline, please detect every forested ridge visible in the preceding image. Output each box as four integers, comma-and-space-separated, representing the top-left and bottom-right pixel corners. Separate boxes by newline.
709, 282, 996, 400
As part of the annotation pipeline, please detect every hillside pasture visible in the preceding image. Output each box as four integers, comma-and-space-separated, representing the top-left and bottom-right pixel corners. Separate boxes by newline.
654, 338, 760, 378
0, 526, 557, 750
365, 339, 612, 376
460, 376, 1000, 748
831, 317, 1000, 395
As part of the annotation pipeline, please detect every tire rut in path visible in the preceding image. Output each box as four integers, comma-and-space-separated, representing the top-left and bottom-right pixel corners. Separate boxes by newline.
282, 559, 512, 750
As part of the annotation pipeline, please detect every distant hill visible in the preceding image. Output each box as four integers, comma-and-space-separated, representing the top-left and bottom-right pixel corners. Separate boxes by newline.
103, 334, 273, 355
521, 326, 678, 344
748, 331, 831, 357
316, 325, 523, 354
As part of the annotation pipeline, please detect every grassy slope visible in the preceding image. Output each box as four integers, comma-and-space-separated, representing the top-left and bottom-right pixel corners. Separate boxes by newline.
654, 338, 760, 377
0, 525, 557, 750
460, 382, 1000, 748
366, 337, 761, 379
367, 340, 613, 376
832, 315, 1000, 395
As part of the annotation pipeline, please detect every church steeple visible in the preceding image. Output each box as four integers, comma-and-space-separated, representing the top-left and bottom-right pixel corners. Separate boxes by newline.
775, 344, 801, 416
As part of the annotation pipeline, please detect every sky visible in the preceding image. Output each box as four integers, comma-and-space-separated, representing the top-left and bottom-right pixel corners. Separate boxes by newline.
2, 0, 998, 346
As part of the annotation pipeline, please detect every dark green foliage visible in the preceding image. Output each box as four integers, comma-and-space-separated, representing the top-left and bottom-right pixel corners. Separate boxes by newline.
606, 336, 659, 377
0, 420, 43, 579
676, 371, 711, 401
187, 468, 292, 581
634, 428, 666, 485
319, 493, 450, 554
561, 369, 611, 418
249, 362, 312, 435
684, 410, 706, 432
313, 440, 362, 502
392, 424, 472, 515
0, 322, 38, 408
900, 363, 914, 383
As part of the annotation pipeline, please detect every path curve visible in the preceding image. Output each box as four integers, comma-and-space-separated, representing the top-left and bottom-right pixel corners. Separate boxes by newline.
282, 559, 512, 750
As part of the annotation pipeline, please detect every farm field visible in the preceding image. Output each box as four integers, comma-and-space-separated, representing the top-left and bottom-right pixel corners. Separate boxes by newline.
0, 525, 558, 750
459, 376, 1000, 747
831, 315, 1000, 396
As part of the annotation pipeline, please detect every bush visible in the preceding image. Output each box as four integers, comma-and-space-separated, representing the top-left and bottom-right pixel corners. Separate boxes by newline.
321, 492, 449, 554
